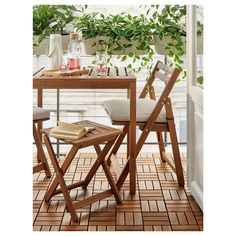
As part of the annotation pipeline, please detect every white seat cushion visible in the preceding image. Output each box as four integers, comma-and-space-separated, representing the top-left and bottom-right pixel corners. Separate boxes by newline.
103, 99, 166, 123
33, 106, 50, 121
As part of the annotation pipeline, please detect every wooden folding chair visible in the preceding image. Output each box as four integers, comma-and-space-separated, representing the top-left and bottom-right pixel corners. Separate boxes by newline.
103, 61, 184, 187
41, 120, 122, 223
33, 107, 51, 178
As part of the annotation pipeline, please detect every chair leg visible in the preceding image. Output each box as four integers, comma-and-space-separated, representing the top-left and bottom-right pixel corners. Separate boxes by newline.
127, 130, 130, 159
82, 140, 115, 189
33, 123, 51, 178
168, 120, 185, 186
107, 125, 129, 165
102, 160, 122, 203
44, 139, 80, 202
94, 144, 101, 155
156, 131, 166, 163
36, 123, 42, 163
44, 135, 79, 223
116, 125, 151, 190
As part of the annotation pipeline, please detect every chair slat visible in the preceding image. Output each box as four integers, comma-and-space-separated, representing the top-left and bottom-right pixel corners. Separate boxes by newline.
157, 61, 173, 74
154, 71, 170, 84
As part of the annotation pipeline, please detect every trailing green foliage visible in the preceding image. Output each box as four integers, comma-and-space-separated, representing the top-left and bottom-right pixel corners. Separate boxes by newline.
72, 5, 190, 75
33, 5, 203, 82
73, 12, 155, 72
33, 5, 77, 48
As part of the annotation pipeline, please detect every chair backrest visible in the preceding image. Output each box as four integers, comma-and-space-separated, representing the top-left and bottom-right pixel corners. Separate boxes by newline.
140, 61, 180, 129
139, 60, 177, 99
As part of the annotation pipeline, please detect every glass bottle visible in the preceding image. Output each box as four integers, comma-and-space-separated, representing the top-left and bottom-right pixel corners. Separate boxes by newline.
67, 33, 81, 70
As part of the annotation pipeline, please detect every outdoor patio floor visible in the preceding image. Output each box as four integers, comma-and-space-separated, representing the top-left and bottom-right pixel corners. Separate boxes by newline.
33, 152, 203, 231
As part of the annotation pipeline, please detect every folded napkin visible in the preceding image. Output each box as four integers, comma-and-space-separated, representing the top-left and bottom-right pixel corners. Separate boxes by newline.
49, 121, 95, 140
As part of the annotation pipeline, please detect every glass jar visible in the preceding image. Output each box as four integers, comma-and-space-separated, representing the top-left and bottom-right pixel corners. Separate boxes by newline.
67, 33, 81, 70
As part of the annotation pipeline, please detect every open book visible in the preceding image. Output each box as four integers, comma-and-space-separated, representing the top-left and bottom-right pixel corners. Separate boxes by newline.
49, 121, 95, 140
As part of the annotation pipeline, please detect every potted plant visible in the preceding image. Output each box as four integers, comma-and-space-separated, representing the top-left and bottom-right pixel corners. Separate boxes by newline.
72, 5, 198, 74
73, 12, 156, 72
150, 5, 203, 55
74, 12, 153, 54
33, 5, 77, 55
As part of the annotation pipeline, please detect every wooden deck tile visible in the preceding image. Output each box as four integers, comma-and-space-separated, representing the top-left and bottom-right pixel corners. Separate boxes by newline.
33, 152, 203, 231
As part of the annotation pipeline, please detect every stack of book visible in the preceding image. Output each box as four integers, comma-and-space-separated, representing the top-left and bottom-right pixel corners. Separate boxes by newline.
49, 121, 95, 140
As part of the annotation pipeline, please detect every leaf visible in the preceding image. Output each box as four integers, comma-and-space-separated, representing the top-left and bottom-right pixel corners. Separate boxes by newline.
49, 21, 58, 28
113, 46, 123, 51
167, 50, 174, 57
142, 57, 149, 62
127, 64, 132, 69
197, 75, 204, 85
121, 55, 127, 62
128, 52, 134, 57
175, 64, 183, 71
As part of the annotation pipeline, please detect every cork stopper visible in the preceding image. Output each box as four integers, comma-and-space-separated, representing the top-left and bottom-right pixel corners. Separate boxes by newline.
70, 33, 79, 40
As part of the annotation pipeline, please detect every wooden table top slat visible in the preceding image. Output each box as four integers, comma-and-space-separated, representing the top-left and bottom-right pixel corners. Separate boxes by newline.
108, 67, 117, 77
33, 67, 135, 79
117, 67, 126, 77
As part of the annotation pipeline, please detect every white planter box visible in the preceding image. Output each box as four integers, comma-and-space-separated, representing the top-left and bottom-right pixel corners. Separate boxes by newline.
154, 35, 203, 55
82, 36, 148, 55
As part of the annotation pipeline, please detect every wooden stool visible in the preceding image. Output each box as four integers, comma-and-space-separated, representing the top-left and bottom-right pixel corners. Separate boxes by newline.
41, 120, 122, 223
33, 107, 51, 178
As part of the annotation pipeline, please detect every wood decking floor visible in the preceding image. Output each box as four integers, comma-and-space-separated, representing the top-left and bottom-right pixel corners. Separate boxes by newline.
33, 152, 203, 231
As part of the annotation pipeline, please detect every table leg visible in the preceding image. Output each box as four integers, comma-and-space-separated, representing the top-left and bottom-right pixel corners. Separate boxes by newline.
37, 89, 43, 162
129, 81, 136, 194
56, 89, 60, 158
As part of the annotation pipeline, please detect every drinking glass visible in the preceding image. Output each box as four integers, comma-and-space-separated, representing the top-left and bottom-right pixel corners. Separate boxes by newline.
60, 50, 69, 71
96, 51, 108, 76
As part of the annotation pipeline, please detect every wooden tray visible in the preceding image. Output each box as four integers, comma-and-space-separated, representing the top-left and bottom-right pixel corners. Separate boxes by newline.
41, 69, 90, 77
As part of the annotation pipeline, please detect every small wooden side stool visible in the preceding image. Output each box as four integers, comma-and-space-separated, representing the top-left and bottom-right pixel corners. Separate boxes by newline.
41, 120, 122, 223
33, 107, 51, 178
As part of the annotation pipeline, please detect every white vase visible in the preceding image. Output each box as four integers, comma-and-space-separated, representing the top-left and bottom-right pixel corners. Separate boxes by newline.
33, 35, 70, 56
47, 34, 63, 70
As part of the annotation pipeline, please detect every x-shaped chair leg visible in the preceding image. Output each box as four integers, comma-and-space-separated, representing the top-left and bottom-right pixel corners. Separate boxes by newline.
44, 135, 121, 222
44, 135, 79, 222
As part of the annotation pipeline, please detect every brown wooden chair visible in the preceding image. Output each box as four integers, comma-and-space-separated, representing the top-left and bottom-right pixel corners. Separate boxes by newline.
33, 107, 51, 178
103, 61, 184, 186
41, 120, 122, 223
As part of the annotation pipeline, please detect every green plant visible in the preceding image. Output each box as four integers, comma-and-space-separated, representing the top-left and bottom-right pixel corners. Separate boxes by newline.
73, 5, 192, 78
33, 5, 203, 82
33, 5, 77, 48
73, 12, 155, 72
146, 5, 187, 78
197, 75, 203, 85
